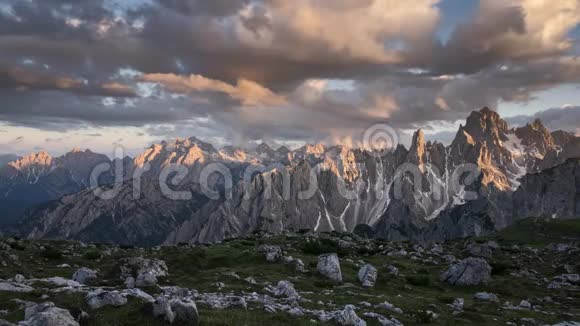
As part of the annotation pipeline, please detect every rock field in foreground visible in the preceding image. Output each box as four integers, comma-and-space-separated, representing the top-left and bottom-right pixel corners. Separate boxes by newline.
0, 218, 579, 325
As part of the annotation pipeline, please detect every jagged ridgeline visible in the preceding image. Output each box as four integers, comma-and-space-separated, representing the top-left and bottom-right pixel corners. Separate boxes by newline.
1, 108, 579, 246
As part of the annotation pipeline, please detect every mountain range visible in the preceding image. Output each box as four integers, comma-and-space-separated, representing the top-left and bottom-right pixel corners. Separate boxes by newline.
1, 108, 579, 246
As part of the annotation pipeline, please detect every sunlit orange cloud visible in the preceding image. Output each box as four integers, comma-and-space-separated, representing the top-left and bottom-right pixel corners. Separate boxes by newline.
140, 73, 287, 106
5, 66, 83, 90
100, 82, 136, 97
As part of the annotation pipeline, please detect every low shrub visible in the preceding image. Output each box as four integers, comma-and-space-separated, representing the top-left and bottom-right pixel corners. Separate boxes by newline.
406, 275, 431, 287
41, 246, 63, 260
301, 238, 348, 256
83, 249, 102, 261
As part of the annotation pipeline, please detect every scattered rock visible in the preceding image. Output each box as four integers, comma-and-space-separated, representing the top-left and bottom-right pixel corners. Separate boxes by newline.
224, 296, 247, 310
0, 282, 34, 293
519, 300, 532, 310
290, 258, 306, 273
442, 255, 456, 264
547, 243, 572, 252
384, 265, 399, 276
153, 296, 175, 323
338, 240, 353, 249
387, 249, 407, 257
474, 292, 499, 302
335, 305, 366, 326
136, 272, 158, 288
288, 307, 305, 317
362, 312, 402, 326
440, 258, 492, 286
13, 274, 25, 283
72, 268, 97, 285
264, 305, 277, 314
548, 281, 561, 289
40, 277, 82, 288
171, 299, 199, 325
449, 298, 464, 312
430, 244, 444, 254
86, 290, 128, 309
20, 302, 78, 326
317, 253, 342, 282
357, 264, 378, 288
273, 280, 299, 300
123, 288, 155, 303
244, 277, 257, 284
556, 274, 579, 285
257, 245, 283, 262
376, 301, 403, 315
120, 257, 168, 284
125, 277, 135, 289
466, 243, 493, 258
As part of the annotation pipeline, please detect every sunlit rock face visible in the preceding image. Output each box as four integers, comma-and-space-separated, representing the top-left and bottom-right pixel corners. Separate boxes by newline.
9, 108, 580, 246
0, 149, 118, 226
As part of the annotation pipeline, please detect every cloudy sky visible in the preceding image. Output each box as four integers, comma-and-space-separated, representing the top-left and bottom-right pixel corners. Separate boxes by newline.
0, 0, 579, 157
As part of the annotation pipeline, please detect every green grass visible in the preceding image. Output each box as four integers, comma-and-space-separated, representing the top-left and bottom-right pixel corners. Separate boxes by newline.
494, 217, 580, 247
1, 218, 579, 325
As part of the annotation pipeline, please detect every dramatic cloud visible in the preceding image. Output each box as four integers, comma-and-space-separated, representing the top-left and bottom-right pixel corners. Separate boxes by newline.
0, 0, 578, 153
508, 105, 580, 132
432, 0, 580, 74
140, 73, 287, 106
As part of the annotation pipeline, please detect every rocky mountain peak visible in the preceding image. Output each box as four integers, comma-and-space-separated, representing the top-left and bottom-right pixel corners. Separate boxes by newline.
7, 107, 580, 247
276, 146, 290, 155
408, 129, 427, 172
57, 149, 110, 177
302, 143, 326, 155
464, 107, 509, 142
515, 119, 555, 157
7, 151, 53, 172
256, 143, 275, 157
183, 137, 217, 153
551, 130, 576, 147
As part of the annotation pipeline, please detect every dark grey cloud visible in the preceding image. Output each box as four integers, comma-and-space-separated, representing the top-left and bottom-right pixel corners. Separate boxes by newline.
0, 63, 136, 97
507, 106, 580, 133
430, 5, 527, 74
0, 0, 578, 148
155, 0, 250, 17
0, 89, 206, 130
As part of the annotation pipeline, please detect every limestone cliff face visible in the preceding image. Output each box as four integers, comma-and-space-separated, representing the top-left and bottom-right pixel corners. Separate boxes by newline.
0, 149, 117, 226
12, 108, 580, 246
513, 158, 580, 219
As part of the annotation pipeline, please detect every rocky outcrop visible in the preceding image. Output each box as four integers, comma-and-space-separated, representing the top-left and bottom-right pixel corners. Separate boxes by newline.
21, 302, 78, 326
0, 149, 123, 226
513, 158, 580, 219
272, 280, 299, 300
120, 257, 168, 279
335, 305, 366, 326
72, 267, 97, 285
474, 292, 499, 302
257, 245, 283, 262
357, 264, 378, 288
317, 254, 343, 282
440, 258, 492, 286
0, 282, 34, 293
86, 290, 128, 309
